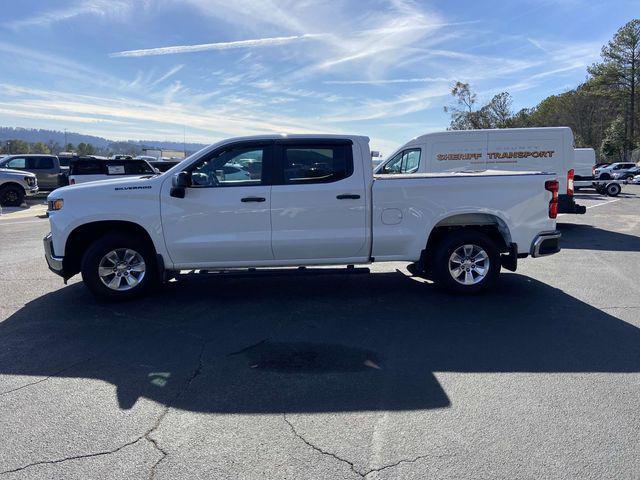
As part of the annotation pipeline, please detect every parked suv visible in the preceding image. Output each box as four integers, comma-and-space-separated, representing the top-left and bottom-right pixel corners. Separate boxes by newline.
612, 166, 640, 180
0, 168, 38, 206
0, 154, 68, 190
594, 162, 637, 180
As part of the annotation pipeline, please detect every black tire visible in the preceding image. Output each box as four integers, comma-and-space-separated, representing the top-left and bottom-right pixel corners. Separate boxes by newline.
599, 173, 611, 180
432, 230, 501, 294
606, 183, 621, 197
81, 233, 157, 301
0, 184, 25, 207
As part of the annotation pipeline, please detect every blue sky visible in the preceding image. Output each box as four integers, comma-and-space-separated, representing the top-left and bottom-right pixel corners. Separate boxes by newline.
0, 0, 637, 154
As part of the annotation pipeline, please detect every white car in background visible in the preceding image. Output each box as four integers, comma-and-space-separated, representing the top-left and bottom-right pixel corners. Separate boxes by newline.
594, 162, 637, 180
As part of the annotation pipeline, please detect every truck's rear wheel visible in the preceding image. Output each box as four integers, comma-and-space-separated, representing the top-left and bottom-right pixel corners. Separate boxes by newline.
432, 230, 500, 294
81, 234, 156, 301
0, 185, 25, 207
606, 183, 621, 196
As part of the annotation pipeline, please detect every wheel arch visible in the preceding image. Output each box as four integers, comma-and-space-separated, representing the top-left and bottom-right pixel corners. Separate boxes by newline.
0, 181, 27, 193
63, 220, 157, 280
420, 213, 512, 269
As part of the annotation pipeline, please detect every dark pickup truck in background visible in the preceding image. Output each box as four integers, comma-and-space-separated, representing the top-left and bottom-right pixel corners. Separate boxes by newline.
0, 154, 69, 191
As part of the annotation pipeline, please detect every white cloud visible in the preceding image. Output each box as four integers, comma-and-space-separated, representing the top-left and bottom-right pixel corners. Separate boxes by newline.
6, 0, 138, 29
324, 77, 450, 85
150, 65, 185, 86
110, 34, 325, 58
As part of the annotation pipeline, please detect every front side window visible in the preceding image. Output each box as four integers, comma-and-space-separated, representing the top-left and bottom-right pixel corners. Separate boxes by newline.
6, 158, 26, 169
281, 145, 352, 184
190, 146, 264, 187
381, 149, 421, 174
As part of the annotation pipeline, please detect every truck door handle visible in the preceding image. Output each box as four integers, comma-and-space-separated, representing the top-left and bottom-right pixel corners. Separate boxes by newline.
336, 194, 361, 200
241, 196, 266, 203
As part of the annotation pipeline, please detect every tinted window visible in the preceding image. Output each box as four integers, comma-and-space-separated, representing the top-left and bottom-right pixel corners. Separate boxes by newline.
5, 157, 26, 169
70, 160, 104, 175
282, 145, 352, 184
58, 157, 71, 167
29, 157, 54, 169
123, 161, 154, 175
190, 147, 264, 187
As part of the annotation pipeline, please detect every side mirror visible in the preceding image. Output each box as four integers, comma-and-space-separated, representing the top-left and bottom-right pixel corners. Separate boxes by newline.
170, 171, 189, 198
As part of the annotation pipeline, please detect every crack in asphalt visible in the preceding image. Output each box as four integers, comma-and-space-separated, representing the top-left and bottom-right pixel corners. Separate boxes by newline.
226, 338, 269, 356
0, 437, 145, 475
283, 414, 440, 478
283, 414, 362, 477
0, 341, 208, 478
0, 357, 92, 397
145, 340, 208, 480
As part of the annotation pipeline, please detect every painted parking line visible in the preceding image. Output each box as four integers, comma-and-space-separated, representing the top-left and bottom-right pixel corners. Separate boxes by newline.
557, 198, 620, 217
585, 198, 621, 210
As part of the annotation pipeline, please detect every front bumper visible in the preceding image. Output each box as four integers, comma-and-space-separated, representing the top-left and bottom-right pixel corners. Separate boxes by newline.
26, 186, 39, 196
531, 231, 561, 258
558, 194, 586, 214
43, 233, 64, 277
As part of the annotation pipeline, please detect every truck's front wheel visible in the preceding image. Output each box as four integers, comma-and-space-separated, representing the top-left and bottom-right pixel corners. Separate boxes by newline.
0, 185, 25, 207
433, 230, 500, 294
81, 234, 156, 301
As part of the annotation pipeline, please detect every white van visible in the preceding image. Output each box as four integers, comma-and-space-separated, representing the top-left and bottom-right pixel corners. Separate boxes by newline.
376, 127, 585, 214
574, 148, 596, 179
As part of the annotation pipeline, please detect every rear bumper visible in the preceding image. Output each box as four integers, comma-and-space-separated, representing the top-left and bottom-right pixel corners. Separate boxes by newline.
530, 231, 561, 258
558, 194, 586, 214
43, 233, 64, 277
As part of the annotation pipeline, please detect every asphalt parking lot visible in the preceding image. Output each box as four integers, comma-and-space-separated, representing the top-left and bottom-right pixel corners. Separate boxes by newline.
1, 187, 639, 479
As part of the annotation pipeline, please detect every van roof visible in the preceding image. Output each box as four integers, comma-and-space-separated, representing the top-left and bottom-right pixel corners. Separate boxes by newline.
407, 127, 573, 144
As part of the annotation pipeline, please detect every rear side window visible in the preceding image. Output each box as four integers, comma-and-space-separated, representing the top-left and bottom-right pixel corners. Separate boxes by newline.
123, 161, 154, 175
281, 145, 353, 184
28, 157, 54, 169
70, 161, 104, 175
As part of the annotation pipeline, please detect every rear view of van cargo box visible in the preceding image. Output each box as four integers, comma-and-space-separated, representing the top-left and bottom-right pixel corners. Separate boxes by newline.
376, 127, 586, 214
573, 148, 597, 179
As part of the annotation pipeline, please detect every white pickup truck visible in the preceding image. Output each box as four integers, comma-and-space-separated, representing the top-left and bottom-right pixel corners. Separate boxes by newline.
44, 134, 561, 300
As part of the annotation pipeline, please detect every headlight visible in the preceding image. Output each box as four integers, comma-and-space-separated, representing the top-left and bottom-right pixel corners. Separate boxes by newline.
48, 199, 64, 211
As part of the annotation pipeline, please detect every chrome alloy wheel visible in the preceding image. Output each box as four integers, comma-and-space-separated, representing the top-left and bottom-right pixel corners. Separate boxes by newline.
98, 248, 146, 291
448, 244, 490, 286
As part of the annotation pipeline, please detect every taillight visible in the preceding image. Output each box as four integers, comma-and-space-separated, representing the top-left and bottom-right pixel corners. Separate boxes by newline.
545, 180, 559, 219
70, 178, 75, 185
567, 169, 574, 196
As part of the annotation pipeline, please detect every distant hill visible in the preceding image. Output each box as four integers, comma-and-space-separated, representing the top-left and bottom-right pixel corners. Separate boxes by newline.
0, 127, 207, 155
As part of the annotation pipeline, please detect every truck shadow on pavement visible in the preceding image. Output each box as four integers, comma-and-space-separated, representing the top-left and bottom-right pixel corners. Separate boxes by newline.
1, 272, 639, 413
558, 223, 640, 252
